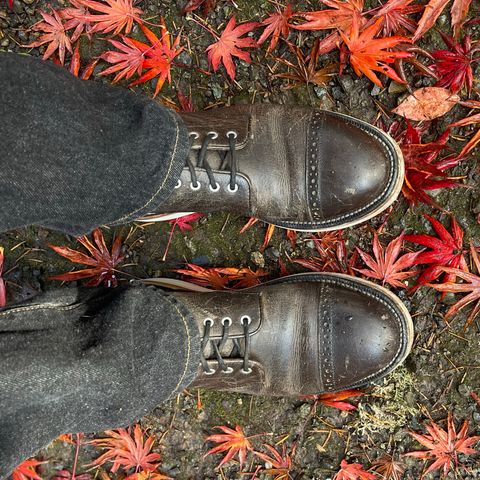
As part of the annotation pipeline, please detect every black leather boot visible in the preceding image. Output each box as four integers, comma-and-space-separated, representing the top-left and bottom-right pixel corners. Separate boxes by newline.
142, 105, 404, 232
170, 273, 413, 396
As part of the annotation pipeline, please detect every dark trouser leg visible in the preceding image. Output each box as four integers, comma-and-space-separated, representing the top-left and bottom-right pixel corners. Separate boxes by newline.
0, 52, 189, 235
0, 285, 200, 477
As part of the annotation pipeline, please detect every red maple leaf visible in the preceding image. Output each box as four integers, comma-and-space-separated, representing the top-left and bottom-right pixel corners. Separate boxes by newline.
334, 459, 376, 480
340, 16, 411, 87
99, 35, 145, 83
49, 228, 125, 287
254, 444, 293, 479
61, 0, 93, 42
367, 0, 424, 36
206, 16, 258, 81
130, 22, 184, 97
428, 243, 480, 330
74, 0, 143, 35
27, 9, 73, 65
90, 424, 161, 474
304, 389, 364, 411
292, 0, 365, 33
161, 212, 203, 260
257, 3, 293, 53
405, 412, 480, 477
12, 459, 45, 480
204, 425, 254, 468
390, 122, 463, 208
431, 33, 480, 93
355, 232, 420, 288
0, 247, 5, 308
404, 214, 468, 293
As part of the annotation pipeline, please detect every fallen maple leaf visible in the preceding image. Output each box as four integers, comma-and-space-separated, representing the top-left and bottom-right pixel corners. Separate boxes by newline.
304, 389, 364, 411
340, 16, 411, 87
162, 213, 203, 261
69, 42, 81, 76
49, 228, 125, 287
12, 459, 45, 480
90, 424, 161, 473
130, 22, 184, 97
75, 0, 142, 35
355, 232, 420, 288
412, 0, 449, 42
428, 243, 480, 330
51, 470, 91, 480
205, 425, 254, 468
27, 9, 73, 65
404, 214, 468, 294
254, 444, 293, 479
257, 3, 293, 53
451, 0, 473, 38
371, 454, 405, 480
392, 87, 460, 121
61, 0, 93, 42
405, 412, 480, 477
274, 39, 338, 88
367, 0, 424, 36
449, 100, 480, 159
183, 0, 216, 14
292, 0, 365, 33
334, 459, 376, 480
431, 34, 479, 93
0, 247, 5, 308
206, 16, 258, 81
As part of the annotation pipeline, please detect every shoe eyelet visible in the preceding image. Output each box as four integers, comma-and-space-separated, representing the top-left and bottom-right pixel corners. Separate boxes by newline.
227, 184, 239, 193
226, 130, 238, 139
207, 131, 219, 139
189, 131, 200, 139
190, 181, 201, 191
174, 179, 182, 189
203, 318, 214, 326
222, 367, 234, 374
209, 182, 220, 192
241, 315, 252, 325
221, 317, 232, 326
241, 367, 252, 374
204, 368, 216, 375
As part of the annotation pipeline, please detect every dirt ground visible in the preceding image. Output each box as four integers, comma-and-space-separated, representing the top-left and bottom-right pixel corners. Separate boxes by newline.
1, 0, 480, 478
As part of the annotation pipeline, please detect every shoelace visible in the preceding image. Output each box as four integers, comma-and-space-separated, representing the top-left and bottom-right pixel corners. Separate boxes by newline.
200, 315, 252, 375
176, 130, 239, 193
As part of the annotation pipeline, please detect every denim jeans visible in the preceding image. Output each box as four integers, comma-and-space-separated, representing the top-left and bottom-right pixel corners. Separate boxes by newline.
0, 53, 200, 476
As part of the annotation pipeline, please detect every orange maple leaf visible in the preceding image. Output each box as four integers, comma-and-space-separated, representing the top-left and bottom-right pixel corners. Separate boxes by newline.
405, 413, 480, 477
49, 228, 125, 287
334, 459, 376, 480
254, 444, 293, 479
355, 232, 420, 289
90, 424, 162, 474
27, 10, 73, 65
12, 459, 45, 480
204, 425, 253, 468
257, 3, 293, 53
303, 389, 364, 411
340, 16, 411, 87
206, 16, 258, 81
75, 0, 142, 35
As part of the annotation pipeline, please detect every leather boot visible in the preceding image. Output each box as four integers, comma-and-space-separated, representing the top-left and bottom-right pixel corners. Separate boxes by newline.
171, 273, 413, 396
145, 105, 404, 231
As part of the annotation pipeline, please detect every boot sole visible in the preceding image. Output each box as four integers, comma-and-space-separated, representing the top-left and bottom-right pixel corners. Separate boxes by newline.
263, 272, 414, 389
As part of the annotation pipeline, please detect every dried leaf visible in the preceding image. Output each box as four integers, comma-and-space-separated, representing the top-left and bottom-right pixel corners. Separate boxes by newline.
183, 0, 215, 15
451, 0, 472, 39
371, 454, 405, 480
412, 0, 450, 42
334, 459, 376, 480
254, 444, 293, 479
206, 16, 258, 81
393, 87, 460, 121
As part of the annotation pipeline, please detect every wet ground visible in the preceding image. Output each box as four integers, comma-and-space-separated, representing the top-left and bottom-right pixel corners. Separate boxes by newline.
1, 0, 480, 478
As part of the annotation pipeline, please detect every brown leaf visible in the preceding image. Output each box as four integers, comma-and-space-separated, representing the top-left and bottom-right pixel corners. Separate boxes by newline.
412, 0, 450, 42
451, 0, 472, 39
392, 87, 459, 121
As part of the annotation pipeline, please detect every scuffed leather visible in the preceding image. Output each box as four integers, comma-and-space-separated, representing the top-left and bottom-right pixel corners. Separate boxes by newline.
173, 273, 411, 396
161, 105, 402, 230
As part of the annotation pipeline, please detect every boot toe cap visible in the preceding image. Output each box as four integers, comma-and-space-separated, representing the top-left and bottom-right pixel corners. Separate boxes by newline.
320, 276, 412, 391
308, 111, 403, 228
